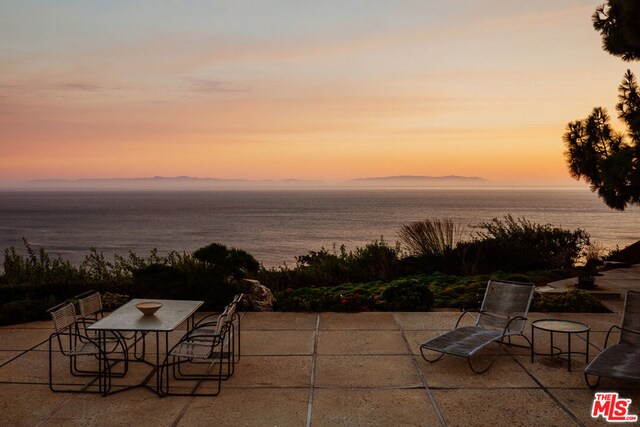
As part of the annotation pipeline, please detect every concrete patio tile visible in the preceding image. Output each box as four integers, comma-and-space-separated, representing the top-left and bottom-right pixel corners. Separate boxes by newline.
42, 388, 190, 427
319, 312, 398, 330
0, 347, 104, 384
0, 320, 53, 329
242, 330, 315, 355
394, 312, 461, 331
222, 355, 311, 388
317, 330, 409, 355
0, 350, 23, 366
241, 312, 318, 330
549, 388, 640, 427
0, 383, 71, 426
525, 312, 563, 321
312, 388, 440, 427
418, 355, 537, 388
315, 355, 421, 388
556, 313, 621, 332
402, 330, 447, 355
515, 355, 591, 388
432, 389, 578, 427
585, 331, 621, 351
0, 328, 52, 350
178, 388, 308, 427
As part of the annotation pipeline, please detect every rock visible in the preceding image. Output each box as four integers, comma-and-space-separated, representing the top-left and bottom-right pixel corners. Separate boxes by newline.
240, 279, 273, 311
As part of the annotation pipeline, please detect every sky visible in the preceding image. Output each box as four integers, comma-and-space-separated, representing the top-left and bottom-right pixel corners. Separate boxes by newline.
1, 0, 637, 187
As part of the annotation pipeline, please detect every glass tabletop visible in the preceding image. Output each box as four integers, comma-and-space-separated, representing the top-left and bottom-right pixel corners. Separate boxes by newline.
531, 319, 590, 333
87, 299, 203, 332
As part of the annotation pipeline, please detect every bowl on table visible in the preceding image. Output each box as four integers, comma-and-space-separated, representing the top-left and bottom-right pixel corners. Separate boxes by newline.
135, 302, 162, 316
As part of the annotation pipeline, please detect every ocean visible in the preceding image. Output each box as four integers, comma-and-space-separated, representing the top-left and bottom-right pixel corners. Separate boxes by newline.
0, 189, 638, 268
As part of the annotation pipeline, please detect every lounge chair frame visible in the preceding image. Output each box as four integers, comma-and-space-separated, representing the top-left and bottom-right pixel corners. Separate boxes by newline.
584, 290, 640, 387
420, 279, 534, 373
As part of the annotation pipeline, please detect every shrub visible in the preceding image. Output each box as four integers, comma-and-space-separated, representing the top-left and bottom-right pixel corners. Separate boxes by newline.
382, 277, 434, 311
531, 290, 609, 313
0, 241, 257, 324
259, 239, 401, 292
194, 243, 259, 278
456, 216, 590, 274
0, 297, 55, 326
273, 287, 377, 312
101, 292, 129, 310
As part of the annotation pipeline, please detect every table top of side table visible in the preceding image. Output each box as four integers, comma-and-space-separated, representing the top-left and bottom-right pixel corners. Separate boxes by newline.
531, 319, 590, 333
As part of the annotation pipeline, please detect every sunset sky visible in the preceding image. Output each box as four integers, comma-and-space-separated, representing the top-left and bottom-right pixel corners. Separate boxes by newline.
1, 0, 636, 186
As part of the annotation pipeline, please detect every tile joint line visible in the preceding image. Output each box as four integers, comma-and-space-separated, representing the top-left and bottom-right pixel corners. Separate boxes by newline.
305, 313, 320, 427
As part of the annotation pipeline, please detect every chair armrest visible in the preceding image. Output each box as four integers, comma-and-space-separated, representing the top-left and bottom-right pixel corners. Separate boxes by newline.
52, 331, 110, 357
602, 325, 640, 348
193, 312, 222, 328
455, 309, 479, 329
501, 316, 527, 337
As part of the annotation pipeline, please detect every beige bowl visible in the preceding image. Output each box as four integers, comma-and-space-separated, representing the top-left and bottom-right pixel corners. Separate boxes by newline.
135, 302, 162, 316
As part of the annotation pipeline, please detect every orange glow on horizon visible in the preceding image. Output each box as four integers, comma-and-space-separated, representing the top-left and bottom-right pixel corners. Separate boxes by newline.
0, 1, 631, 187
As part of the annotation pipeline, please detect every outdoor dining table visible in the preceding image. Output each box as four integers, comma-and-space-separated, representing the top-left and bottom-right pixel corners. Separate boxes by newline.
88, 298, 203, 396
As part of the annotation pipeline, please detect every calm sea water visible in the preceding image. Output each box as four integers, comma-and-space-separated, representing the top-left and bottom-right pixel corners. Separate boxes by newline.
0, 189, 638, 267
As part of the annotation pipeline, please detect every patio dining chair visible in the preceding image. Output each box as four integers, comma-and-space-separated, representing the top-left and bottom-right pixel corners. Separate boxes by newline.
77, 291, 143, 360
189, 293, 243, 362
159, 310, 233, 396
47, 302, 127, 394
420, 279, 534, 373
584, 290, 640, 387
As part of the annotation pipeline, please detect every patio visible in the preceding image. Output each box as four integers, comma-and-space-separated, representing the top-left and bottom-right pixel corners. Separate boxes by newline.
0, 310, 637, 426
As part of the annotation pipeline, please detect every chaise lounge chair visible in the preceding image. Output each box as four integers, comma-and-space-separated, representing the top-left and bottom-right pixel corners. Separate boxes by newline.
420, 279, 534, 373
584, 290, 640, 387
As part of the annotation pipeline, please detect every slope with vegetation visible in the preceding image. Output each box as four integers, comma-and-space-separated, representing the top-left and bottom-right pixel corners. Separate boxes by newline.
0, 216, 610, 325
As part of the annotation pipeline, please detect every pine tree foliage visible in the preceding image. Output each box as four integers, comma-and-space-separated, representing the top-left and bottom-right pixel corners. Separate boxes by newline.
593, 0, 640, 61
563, 70, 640, 210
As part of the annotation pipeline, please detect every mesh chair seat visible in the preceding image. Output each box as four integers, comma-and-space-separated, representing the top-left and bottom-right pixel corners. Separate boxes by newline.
421, 326, 514, 357
585, 343, 640, 383
170, 340, 215, 359
69, 341, 101, 356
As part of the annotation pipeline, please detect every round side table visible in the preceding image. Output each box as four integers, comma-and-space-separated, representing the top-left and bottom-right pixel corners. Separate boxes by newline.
530, 319, 590, 371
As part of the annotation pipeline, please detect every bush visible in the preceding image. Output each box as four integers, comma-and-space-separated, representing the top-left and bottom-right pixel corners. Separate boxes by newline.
273, 287, 377, 312
0, 241, 258, 324
382, 277, 434, 311
0, 297, 55, 325
455, 216, 590, 274
101, 292, 129, 310
531, 290, 609, 312
259, 239, 401, 292
194, 243, 259, 278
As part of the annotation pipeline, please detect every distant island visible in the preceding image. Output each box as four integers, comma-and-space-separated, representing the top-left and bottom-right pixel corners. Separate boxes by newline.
21, 175, 489, 190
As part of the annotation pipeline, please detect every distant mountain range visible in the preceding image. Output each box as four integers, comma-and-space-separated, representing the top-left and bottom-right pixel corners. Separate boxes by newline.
24, 175, 489, 189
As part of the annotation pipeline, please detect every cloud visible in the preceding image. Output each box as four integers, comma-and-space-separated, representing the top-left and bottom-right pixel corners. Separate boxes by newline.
187, 78, 247, 95
55, 82, 105, 92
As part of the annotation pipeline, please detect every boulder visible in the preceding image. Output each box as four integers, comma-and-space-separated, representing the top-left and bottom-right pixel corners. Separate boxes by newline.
241, 279, 273, 311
